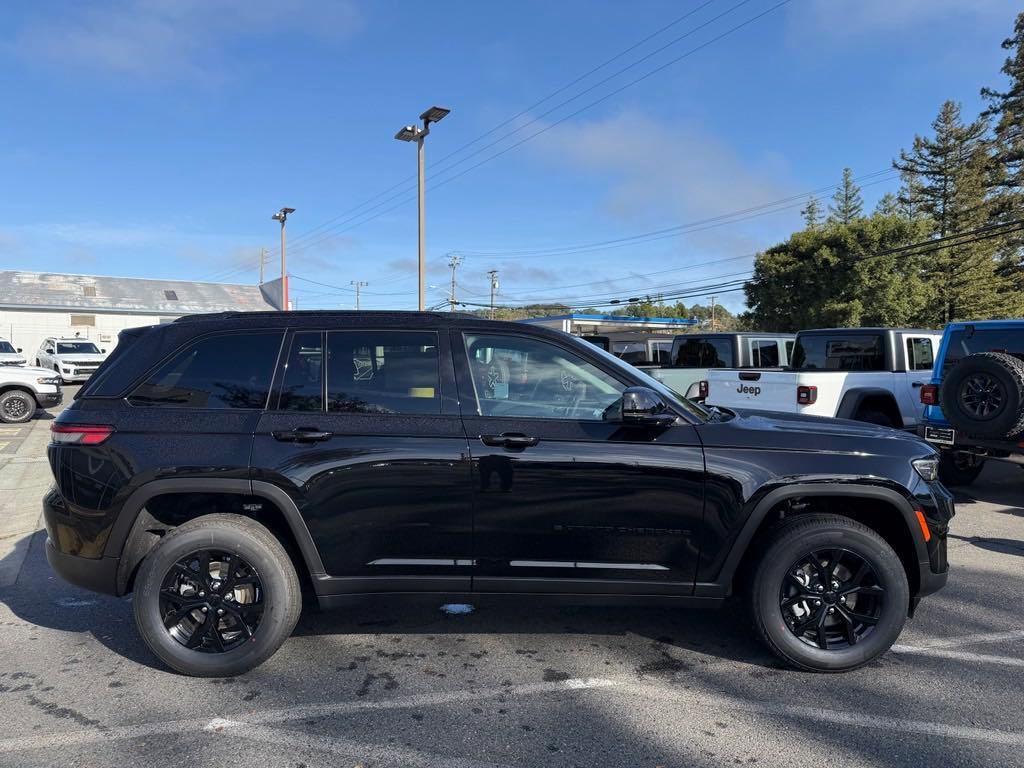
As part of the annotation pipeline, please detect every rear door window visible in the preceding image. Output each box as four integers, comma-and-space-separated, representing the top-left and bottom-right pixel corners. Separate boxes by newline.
906, 337, 935, 371
748, 339, 780, 368
278, 331, 324, 411
325, 330, 441, 414
128, 331, 284, 408
790, 335, 885, 371
673, 338, 733, 368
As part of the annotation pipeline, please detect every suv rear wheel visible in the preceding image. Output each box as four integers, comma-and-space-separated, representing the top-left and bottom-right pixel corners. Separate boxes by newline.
750, 514, 909, 672
133, 514, 301, 677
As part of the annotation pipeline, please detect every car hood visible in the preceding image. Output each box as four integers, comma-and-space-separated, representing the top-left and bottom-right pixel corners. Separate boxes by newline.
698, 407, 934, 457
0, 354, 27, 366
53, 354, 105, 363
2, 365, 60, 379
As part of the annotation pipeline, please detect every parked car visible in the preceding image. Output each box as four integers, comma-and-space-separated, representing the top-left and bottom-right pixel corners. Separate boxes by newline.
0, 365, 62, 423
918, 319, 1024, 486
646, 332, 795, 401
35, 337, 108, 384
0, 338, 28, 367
581, 331, 675, 366
706, 328, 942, 429
45, 311, 952, 676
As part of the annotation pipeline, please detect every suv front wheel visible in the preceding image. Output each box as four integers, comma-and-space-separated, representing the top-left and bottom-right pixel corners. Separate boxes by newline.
750, 514, 909, 672
133, 514, 301, 677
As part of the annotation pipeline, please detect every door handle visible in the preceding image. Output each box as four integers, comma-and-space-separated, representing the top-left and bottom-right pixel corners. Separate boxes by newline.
912, 381, 925, 388
272, 427, 333, 443
480, 433, 539, 449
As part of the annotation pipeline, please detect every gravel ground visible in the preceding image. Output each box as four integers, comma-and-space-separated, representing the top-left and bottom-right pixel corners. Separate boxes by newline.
0, 395, 1020, 767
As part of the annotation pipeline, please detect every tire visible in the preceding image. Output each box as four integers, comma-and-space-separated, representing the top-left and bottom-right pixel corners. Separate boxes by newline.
749, 514, 909, 673
937, 451, 985, 487
940, 352, 1024, 440
856, 410, 895, 428
133, 514, 301, 677
0, 390, 36, 424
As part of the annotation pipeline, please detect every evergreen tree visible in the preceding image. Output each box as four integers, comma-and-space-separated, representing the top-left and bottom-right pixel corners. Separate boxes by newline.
828, 168, 864, 225
874, 192, 900, 217
981, 10, 1024, 292
896, 170, 928, 221
744, 214, 932, 332
801, 195, 823, 229
893, 100, 1019, 323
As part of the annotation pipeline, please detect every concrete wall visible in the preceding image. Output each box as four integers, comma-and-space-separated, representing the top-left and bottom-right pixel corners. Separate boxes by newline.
0, 309, 178, 363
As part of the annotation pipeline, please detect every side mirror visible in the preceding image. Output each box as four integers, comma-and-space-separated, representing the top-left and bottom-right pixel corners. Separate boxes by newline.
101, 349, 107, 353
621, 386, 677, 427
16, 348, 21, 353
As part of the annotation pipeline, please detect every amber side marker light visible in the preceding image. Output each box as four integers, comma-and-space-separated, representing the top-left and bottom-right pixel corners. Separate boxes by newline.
50, 424, 114, 446
914, 508, 932, 542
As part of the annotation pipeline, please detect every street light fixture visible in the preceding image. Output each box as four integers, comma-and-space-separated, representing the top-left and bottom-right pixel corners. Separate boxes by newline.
394, 105, 450, 311
272, 207, 295, 310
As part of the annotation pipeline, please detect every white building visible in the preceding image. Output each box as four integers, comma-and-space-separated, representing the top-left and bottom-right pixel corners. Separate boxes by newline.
0, 271, 282, 361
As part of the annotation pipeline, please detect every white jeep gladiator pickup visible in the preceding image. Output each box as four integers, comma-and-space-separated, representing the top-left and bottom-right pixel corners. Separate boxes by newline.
706, 328, 942, 429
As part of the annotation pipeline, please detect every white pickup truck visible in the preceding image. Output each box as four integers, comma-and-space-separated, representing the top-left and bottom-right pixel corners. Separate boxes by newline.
0, 365, 63, 423
706, 328, 943, 429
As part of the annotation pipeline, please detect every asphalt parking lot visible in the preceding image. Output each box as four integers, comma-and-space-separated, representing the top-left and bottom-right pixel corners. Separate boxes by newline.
0, 393, 1021, 767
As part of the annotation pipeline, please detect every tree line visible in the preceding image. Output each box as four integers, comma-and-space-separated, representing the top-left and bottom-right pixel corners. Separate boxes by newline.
744, 11, 1024, 332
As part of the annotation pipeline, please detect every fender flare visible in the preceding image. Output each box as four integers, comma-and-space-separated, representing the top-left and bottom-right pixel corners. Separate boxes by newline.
836, 387, 901, 423
695, 482, 927, 598
106, 478, 326, 592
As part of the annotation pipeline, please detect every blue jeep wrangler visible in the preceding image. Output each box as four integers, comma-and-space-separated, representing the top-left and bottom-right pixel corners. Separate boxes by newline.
919, 319, 1024, 486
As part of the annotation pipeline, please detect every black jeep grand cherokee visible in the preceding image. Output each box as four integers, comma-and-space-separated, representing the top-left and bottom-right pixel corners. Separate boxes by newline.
44, 311, 952, 677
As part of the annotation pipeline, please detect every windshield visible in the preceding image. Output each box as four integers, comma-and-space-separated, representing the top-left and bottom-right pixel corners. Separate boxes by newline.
57, 342, 102, 355
0, 342, 15, 354
572, 335, 712, 423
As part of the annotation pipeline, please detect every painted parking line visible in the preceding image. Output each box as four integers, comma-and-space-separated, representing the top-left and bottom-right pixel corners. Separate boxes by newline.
0, 677, 616, 754
892, 646, 1024, 667
896, 629, 1024, 649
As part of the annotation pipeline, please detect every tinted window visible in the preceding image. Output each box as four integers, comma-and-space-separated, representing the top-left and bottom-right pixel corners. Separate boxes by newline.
57, 342, 101, 354
0, 342, 15, 353
942, 328, 1024, 375
129, 332, 283, 408
790, 335, 885, 371
672, 337, 733, 368
652, 340, 673, 365
278, 332, 323, 411
906, 337, 934, 371
749, 339, 780, 368
785, 340, 795, 364
466, 334, 624, 420
612, 340, 648, 364
326, 331, 440, 414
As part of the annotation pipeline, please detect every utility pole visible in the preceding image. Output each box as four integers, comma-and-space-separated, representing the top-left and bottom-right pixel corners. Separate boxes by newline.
394, 106, 451, 311
447, 254, 462, 311
710, 295, 717, 331
271, 207, 295, 310
258, 248, 268, 284
350, 280, 368, 311
487, 270, 499, 320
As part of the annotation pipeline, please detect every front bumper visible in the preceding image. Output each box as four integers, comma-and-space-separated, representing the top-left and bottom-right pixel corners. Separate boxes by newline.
913, 479, 954, 598
35, 390, 63, 408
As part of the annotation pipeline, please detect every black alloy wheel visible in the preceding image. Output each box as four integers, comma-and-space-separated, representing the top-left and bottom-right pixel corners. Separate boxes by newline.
779, 548, 884, 650
1, 396, 28, 421
959, 373, 1005, 420
160, 549, 264, 653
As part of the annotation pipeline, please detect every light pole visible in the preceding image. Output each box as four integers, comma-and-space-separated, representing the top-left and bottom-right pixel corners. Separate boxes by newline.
350, 280, 368, 311
446, 254, 462, 311
272, 207, 295, 310
488, 270, 499, 320
395, 106, 450, 311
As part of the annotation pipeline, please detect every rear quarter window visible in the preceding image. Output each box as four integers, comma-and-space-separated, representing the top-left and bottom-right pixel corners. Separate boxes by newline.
128, 331, 284, 409
790, 335, 885, 371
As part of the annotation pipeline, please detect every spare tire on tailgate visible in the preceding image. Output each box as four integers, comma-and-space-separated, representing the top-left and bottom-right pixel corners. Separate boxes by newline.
940, 352, 1024, 440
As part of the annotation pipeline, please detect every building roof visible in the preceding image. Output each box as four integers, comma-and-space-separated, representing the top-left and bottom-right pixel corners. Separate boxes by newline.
0, 271, 279, 315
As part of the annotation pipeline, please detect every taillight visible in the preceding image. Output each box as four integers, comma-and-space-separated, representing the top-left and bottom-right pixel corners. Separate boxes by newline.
796, 385, 817, 405
50, 424, 114, 445
920, 384, 939, 405
697, 380, 709, 400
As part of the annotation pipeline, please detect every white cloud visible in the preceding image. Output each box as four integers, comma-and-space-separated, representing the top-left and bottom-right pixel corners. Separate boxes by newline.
534, 109, 794, 225
11, 0, 362, 81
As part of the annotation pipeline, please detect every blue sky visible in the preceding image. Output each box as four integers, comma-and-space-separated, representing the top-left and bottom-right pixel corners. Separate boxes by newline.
0, 0, 1017, 313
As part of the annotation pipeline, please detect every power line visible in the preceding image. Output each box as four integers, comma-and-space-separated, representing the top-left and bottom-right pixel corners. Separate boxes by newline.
278, 0, 793, 257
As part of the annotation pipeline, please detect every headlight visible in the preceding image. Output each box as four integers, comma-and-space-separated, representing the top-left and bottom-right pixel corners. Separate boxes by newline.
912, 457, 939, 482
36, 377, 59, 385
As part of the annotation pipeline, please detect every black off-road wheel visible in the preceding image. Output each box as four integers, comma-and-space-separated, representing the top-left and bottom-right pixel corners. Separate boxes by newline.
750, 514, 909, 672
856, 410, 896, 428
937, 451, 985, 487
0, 390, 36, 424
133, 514, 301, 677
940, 352, 1024, 440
